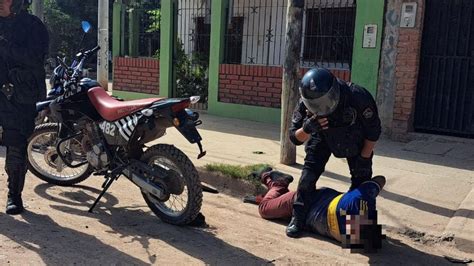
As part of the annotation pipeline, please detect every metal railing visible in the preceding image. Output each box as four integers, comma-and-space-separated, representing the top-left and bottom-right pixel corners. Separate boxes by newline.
123, 0, 161, 58
224, 0, 288, 66
223, 0, 356, 69
302, 0, 356, 69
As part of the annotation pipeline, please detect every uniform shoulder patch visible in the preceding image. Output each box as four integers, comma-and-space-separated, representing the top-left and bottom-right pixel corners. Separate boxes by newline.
362, 107, 374, 119
292, 110, 303, 123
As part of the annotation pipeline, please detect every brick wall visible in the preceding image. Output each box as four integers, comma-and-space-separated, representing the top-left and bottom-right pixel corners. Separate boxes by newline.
218, 64, 351, 108
391, 0, 424, 138
113, 57, 160, 95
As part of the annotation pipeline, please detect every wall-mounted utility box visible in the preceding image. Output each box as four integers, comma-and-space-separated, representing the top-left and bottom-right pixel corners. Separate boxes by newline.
363, 24, 378, 48
400, 2, 417, 28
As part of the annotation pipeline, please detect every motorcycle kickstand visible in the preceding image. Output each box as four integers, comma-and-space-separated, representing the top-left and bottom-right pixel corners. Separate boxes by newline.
88, 173, 120, 213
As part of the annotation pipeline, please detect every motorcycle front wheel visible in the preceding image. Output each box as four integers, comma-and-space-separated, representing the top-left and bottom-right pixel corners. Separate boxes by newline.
140, 144, 203, 225
27, 123, 93, 186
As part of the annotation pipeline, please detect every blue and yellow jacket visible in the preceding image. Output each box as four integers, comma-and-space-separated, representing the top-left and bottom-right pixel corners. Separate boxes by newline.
305, 181, 381, 241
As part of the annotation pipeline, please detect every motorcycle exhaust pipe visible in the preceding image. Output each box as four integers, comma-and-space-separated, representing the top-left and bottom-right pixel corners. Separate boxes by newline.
122, 164, 168, 201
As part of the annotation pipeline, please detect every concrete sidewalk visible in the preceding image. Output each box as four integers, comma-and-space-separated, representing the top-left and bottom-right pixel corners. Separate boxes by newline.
156, 112, 474, 254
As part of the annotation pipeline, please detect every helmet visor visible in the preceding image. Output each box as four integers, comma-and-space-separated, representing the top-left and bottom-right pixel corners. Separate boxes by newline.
301, 83, 340, 116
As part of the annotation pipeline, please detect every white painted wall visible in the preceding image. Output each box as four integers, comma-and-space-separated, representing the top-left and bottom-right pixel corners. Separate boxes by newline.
176, 0, 211, 56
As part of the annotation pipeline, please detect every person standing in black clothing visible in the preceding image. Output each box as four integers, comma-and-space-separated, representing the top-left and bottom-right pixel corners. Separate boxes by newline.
286, 68, 381, 237
0, 0, 49, 215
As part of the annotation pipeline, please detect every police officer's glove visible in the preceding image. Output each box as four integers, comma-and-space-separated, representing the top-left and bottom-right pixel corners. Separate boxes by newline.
302, 115, 323, 134
351, 155, 373, 178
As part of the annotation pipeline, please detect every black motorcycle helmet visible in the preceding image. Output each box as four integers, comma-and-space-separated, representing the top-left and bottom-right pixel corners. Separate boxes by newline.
299, 68, 340, 116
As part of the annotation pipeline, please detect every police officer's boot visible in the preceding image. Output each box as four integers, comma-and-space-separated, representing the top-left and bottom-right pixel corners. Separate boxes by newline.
5, 164, 26, 215
286, 203, 305, 238
286, 217, 304, 238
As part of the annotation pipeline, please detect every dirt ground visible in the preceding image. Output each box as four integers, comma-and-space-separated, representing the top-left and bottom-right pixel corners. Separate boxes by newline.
0, 164, 472, 265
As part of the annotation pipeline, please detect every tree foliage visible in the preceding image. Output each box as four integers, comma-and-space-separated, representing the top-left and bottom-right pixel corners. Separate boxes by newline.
43, 0, 114, 69
173, 40, 208, 101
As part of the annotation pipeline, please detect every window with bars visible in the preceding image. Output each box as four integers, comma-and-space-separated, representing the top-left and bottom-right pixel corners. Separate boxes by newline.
221, 0, 357, 68
224, 16, 245, 64
194, 17, 212, 61
302, 3, 356, 68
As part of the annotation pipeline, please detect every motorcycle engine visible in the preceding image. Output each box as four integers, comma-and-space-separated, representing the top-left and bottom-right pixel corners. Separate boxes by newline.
82, 123, 110, 170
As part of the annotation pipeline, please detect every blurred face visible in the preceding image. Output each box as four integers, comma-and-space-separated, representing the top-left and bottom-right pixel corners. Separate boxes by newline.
341, 210, 383, 252
0, 0, 13, 17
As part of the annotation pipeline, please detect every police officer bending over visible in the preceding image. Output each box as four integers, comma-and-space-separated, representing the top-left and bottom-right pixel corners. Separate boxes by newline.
286, 68, 381, 237
0, 0, 49, 214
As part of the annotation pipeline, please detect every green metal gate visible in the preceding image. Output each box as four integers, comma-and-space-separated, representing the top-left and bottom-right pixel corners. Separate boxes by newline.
172, 0, 211, 106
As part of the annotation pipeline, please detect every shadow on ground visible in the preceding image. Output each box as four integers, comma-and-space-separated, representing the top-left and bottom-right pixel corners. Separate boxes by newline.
0, 210, 147, 265
198, 114, 473, 171
287, 164, 472, 221
32, 183, 269, 265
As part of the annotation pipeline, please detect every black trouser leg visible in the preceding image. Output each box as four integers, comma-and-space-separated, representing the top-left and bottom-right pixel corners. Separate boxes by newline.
5, 143, 28, 215
292, 139, 332, 226
347, 156, 372, 190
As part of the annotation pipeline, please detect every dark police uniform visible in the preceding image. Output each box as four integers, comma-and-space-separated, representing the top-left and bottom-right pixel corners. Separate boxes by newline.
0, 10, 49, 213
289, 79, 381, 225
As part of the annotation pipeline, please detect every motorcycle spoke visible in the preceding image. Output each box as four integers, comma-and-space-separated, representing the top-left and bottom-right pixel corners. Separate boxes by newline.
173, 193, 187, 209
147, 155, 193, 217
174, 196, 186, 211
28, 130, 89, 181
169, 198, 178, 211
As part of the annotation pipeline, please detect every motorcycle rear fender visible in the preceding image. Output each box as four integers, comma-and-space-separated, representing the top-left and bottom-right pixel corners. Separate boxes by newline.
147, 100, 202, 144
173, 109, 202, 144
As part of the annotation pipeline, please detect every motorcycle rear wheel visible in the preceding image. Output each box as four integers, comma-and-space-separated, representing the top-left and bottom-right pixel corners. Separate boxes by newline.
140, 144, 203, 225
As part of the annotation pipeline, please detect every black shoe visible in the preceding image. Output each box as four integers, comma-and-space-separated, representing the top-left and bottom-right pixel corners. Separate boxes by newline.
349, 176, 371, 190
249, 166, 273, 181
5, 159, 27, 216
6, 195, 24, 215
268, 171, 294, 187
242, 195, 258, 204
371, 175, 386, 190
286, 217, 303, 238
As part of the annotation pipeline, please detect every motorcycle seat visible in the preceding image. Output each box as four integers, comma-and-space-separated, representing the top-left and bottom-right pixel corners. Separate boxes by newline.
87, 87, 163, 121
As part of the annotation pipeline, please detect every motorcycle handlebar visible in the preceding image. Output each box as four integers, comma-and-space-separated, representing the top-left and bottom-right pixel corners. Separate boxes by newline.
84, 46, 101, 57
56, 56, 69, 70
90, 45, 101, 53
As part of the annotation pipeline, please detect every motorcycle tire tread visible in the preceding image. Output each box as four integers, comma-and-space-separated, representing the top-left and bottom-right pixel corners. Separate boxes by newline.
27, 123, 93, 186
140, 144, 203, 226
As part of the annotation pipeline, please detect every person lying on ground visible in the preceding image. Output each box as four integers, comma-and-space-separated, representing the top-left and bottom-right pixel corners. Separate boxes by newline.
245, 168, 386, 252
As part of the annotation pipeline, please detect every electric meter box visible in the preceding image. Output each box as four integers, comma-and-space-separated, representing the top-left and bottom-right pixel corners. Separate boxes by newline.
400, 3, 417, 28
363, 24, 377, 48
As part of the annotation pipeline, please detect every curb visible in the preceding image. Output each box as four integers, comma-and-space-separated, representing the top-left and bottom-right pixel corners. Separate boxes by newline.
443, 187, 474, 253
198, 169, 266, 198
